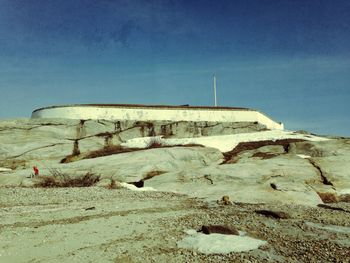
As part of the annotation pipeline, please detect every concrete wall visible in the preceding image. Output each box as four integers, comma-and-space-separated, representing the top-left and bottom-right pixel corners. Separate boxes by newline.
31, 105, 284, 130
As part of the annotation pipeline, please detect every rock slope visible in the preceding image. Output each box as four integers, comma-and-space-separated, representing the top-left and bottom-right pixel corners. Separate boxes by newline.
0, 118, 349, 206
1, 118, 350, 262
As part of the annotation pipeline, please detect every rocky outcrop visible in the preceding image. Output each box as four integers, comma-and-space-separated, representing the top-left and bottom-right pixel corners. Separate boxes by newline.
145, 154, 325, 206
0, 146, 224, 186
144, 139, 350, 206
0, 118, 349, 207
0, 118, 265, 169
289, 139, 350, 197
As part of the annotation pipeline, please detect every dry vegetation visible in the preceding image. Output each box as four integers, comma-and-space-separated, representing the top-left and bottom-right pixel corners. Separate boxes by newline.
316, 192, 350, 203
222, 138, 305, 164
34, 169, 100, 188
317, 192, 339, 203
107, 178, 121, 189
143, 170, 167, 180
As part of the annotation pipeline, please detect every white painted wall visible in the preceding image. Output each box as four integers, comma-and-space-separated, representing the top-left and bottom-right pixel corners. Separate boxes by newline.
31, 105, 284, 130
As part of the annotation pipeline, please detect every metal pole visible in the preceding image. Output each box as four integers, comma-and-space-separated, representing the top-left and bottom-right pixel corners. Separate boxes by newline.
213, 73, 217, 107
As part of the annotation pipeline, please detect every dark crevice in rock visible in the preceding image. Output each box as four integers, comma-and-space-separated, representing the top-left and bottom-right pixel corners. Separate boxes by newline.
308, 159, 333, 186
60, 140, 82, 163
0, 123, 74, 132
76, 120, 86, 139
7, 143, 69, 159
118, 124, 148, 135
143, 171, 167, 180
160, 123, 175, 137
199, 225, 239, 235
204, 175, 213, 184
255, 210, 290, 219
72, 140, 81, 156
95, 132, 113, 137
270, 183, 278, 190
202, 123, 220, 128
128, 170, 168, 188
135, 121, 156, 137
103, 134, 113, 149
114, 121, 121, 132
128, 180, 144, 188
97, 120, 107, 126
67, 129, 122, 141
283, 143, 291, 153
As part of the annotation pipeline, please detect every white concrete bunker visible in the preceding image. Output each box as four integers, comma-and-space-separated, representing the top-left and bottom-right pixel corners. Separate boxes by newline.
31, 104, 284, 130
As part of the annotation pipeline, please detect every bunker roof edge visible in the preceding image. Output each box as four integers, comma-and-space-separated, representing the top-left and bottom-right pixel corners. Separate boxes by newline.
31, 103, 283, 126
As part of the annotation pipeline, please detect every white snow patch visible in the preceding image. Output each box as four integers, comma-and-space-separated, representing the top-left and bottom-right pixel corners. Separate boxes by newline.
122, 136, 163, 148
121, 130, 329, 152
297, 154, 311, 159
120, 182, 156, 192
177, 229, 266, 254
0, 167, 12, 172
184, 229, 197, 235
339, 189, 350, 195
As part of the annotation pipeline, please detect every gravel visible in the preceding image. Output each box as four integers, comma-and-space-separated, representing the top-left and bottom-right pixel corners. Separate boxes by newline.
0, 187, 349, 262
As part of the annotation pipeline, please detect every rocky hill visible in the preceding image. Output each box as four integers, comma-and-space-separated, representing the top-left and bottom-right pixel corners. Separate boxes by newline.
0, 118, 349, 262
1, 118, 349, 206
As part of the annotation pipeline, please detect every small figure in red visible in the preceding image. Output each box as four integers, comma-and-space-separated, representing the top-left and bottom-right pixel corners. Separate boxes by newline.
33, 166, 39, 177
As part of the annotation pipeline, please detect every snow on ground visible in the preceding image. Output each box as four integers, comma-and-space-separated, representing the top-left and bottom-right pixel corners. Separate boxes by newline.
120, 182, 156, 192
0, 167, 12, 172
121, 130, 329, 152
339, 189, 350, 195
297, 154, 311, 159
177, 229, 267, 254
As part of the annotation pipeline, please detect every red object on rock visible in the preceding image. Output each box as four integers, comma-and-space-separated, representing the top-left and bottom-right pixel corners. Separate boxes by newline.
33, 166, 39, 176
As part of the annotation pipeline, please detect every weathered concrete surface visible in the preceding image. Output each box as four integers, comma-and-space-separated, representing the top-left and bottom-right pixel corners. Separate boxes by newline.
31, 104, 284, 130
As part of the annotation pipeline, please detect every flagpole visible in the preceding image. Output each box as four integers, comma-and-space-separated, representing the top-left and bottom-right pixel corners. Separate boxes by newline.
213, 73, 217, 107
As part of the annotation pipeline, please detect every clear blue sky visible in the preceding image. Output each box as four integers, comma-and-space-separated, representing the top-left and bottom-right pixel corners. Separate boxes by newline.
0, 0, 349, 136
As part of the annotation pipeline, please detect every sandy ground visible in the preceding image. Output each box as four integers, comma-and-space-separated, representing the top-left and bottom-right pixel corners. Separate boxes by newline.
0, 187, 349, 263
